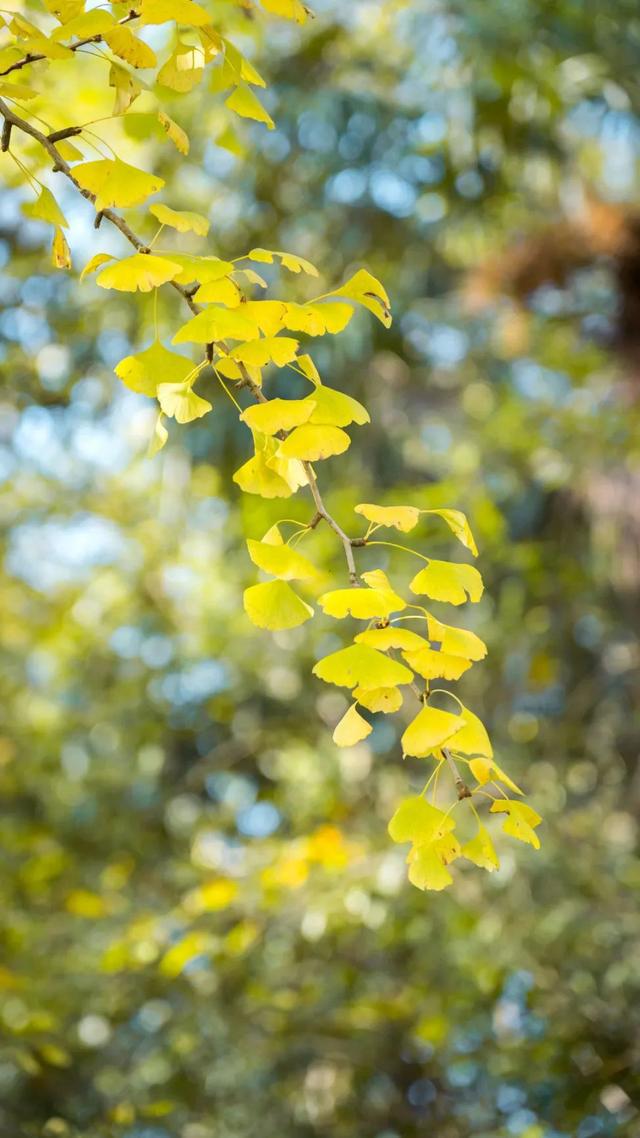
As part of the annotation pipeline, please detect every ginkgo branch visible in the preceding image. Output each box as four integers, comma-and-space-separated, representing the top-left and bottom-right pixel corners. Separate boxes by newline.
0, 98, 364, 588
443, 748, 472, 800
0, 10, 142, 79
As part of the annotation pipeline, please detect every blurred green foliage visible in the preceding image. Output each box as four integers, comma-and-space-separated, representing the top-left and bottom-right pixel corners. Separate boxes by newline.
1, 1, 639, 1136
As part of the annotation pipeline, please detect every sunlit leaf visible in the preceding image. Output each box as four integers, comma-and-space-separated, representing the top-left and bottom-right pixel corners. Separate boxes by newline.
446, 706, 493, 758
74, 158, 164, 210
22, 187, 68, 229
141, 0, 210, 24
231, 337, 299, 368
105, 26, 157, 69
226, 85, 274, 129
97, 253, 181, 293
243, 580, 313, 630
388, 797, 456, 844
313, 645, 412, 691
80, 252, 115, 281
424, 508, 478, 556
157, 110, 190, 154
331, 268, 391, 326
115, 341, 194, 397
408, 835, 461, 891
355, 627, 427, 652
246, 538, 317, 580
401, 705, 464, 758
353, 685, 403, 713
332, 703, 372, 747
307, 387, 370, 427
319, 581, 405, 620
149, 203, 209, 236
51, 226, 71, 269
410, 560, 484, 605
462, 824, 500, 871
490, 800, 542, 849
354, 503, 420, 532
244, 248, 319, 276
240, 398, 314, 435
157, 382, 212, 423
276, 424, 350, 461
402, 645, 472, 681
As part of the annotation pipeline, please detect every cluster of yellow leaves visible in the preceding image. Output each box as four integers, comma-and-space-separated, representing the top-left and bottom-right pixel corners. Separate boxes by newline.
2, 0, 540, 894
241, 490, 540, 889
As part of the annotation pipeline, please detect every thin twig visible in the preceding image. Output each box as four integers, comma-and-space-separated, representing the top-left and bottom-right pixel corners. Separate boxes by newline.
442, 748, 472, 800
0, 10, 141, 79
0, 95, 362, 584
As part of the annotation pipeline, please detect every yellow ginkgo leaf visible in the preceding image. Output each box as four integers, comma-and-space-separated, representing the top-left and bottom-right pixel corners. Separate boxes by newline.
226, 85, 274, 129
243, 580, 313, 630
240, 398, 315, 435
157, 110, 189, 155
410, 560, 484, 605
297, 354, 321, 383
468, 757, 492, 785
276, 424, 350, 462
388, 797, 456, 844
97, 253, 181, 293
173, 307, 258, 345
233, 436, 307, 499
312, 645, 412, 691
149, 203, 209, 236
22, 186, 68, 229
445, 706, 492, 758
231, 337, 299, 368
109, 62, 141, 114
469, 757, 523, 796
157, 383, 211, 423
331, 269, 391, 326
80, 252, 116, 281
170, 255, 234, 285
51, 226, 71, 269
360, 569, 396, 592
355, 627, 427, 652
490, 800, 542, 849
401, 705, 464, 758
158, 46, 204, 92
234, 266, 268, 289
319, 583, 405, 620
51, 9, 115, 39
402, 646, 473, 682
245, 248, 319, 277
239, 301, 290, 335
246, 538, 316, 580
354, 503, 420, 533
282, 302, 354, 336
425, 615, 487, 661
194, 279, 241, 306
141, 0, 210, 24
407, 835, 461, 891
332, 704, 372, 747
353, 685, 403, 713
306, 386, 369, 428
115, 341, 194, 397
74, 158, 164, 211
261, 0, 308, 22
105, 25, 157, 68
424, 508, 478, 556
462, 824, 500, 871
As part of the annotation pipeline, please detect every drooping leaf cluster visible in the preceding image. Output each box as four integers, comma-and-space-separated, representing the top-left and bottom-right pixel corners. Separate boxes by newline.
0, 0, 541, 888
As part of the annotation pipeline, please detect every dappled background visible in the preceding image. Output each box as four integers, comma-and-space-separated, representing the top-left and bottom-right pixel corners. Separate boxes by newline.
1, 1, 639, 1136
